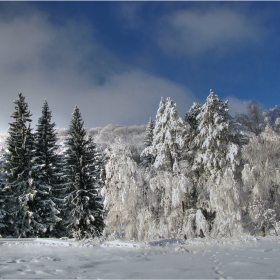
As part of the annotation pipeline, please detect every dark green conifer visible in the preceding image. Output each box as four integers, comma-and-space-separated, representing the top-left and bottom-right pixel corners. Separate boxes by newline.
2, 93, 35, 237
61, 107, 105, 239
140, 118, 155, 168
31, 100, 63, 237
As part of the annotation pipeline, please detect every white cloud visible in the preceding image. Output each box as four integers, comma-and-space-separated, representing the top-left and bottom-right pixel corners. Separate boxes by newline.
157, 7, 264, 57
116, 2, 145, 30
82, 71, 196, 127
0, 4, 195, 134
226, 96, 247, 116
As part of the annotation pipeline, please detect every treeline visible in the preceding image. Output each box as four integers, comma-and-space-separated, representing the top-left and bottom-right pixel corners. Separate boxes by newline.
0, 93, 105, 239
103, 91, 280, 240
1, 90, 280, 240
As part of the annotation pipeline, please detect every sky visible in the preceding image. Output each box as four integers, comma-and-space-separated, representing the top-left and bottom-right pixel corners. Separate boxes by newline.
0, 1, 280, 134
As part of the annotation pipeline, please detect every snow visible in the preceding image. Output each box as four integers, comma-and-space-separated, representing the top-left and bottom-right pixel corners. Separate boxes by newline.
0, 236, 280, 279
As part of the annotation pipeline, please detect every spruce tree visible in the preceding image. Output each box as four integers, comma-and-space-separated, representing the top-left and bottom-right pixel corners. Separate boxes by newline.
2, 93, 35, 237
140, 118, 155, 168
61, 107, 105, 239
31, 100, 62, 237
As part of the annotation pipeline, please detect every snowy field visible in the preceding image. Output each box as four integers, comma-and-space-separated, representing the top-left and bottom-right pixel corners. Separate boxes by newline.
0, 236, 280, 279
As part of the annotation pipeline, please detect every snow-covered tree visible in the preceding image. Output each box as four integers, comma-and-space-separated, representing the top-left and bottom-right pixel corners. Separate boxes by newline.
184, 102, 202, 176
262, 105, 280, 133
185, 102, 202, 132
0, 186, 6, 237
2, 93, 35, 237
190, 90, 244, 237
0, 154, 6, 236
191, 90, 242, 184
141, 97, 188, 172
235, 100, 264, 136
242, 128, 280, 235
248, 198, 278, 236
102, 143, 145, 240
103, 140, 207, 240
31, 101, 63, 237
140, 118, 155, 168
61, 107, 105, 239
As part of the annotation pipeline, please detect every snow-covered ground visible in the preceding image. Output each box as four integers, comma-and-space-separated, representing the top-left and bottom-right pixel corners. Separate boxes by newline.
0, 236, 280, 279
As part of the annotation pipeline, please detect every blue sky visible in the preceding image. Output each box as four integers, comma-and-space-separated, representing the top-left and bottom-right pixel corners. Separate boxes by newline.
0, 1, 280, 133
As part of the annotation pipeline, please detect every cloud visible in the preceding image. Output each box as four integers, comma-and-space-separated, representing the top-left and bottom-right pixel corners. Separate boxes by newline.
82, 71, 196, 127
225, 96, 248, 116
115, 2, 146, 30
157, 7, 264, 57
0, 4, 195, 134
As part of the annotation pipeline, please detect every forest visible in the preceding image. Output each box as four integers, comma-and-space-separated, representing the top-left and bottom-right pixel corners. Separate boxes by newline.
0, 90, 280, 240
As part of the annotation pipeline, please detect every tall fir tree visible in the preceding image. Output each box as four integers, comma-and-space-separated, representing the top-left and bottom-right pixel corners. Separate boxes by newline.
31, 100, 63, 237
61, 107, 105, 239
2, 93, 35, 237
140, 118, 155, 168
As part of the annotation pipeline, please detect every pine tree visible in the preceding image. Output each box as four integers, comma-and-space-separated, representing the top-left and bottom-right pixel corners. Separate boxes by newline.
31, 101, 63, 237
141, 97, 188, 172
2, 93, 35, 237
61, 107, 105, 239
140, 118, 155, 168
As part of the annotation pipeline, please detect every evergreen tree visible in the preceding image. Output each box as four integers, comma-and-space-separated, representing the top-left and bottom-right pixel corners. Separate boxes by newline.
61, 107, 105, 239
141, 97, 188, 172
0, 186, 6, 237
191, 90, 242, 184
185, 102, 202, 132
191, 90, 243, 237
140, 118, 155, 168
184, 102, 202, 176
31, 100, 62, 237
0, 154, 6, 236
2, 93, 35, 237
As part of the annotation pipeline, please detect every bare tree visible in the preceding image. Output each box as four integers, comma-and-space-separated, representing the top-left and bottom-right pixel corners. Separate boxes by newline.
235, 101, 264, 136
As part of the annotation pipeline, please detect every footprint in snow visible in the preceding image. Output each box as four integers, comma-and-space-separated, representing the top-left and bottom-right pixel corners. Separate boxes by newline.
46, 257, 62, 261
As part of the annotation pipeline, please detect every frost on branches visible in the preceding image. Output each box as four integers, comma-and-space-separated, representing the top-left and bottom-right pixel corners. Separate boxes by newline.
102, 143, 145, 240
242, 128, 280, 236
188, 90, 244, 237
262, 105, 280, 133
141, 97, 189, 173
103, 92, 248, 240
103, 143, 203, 240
